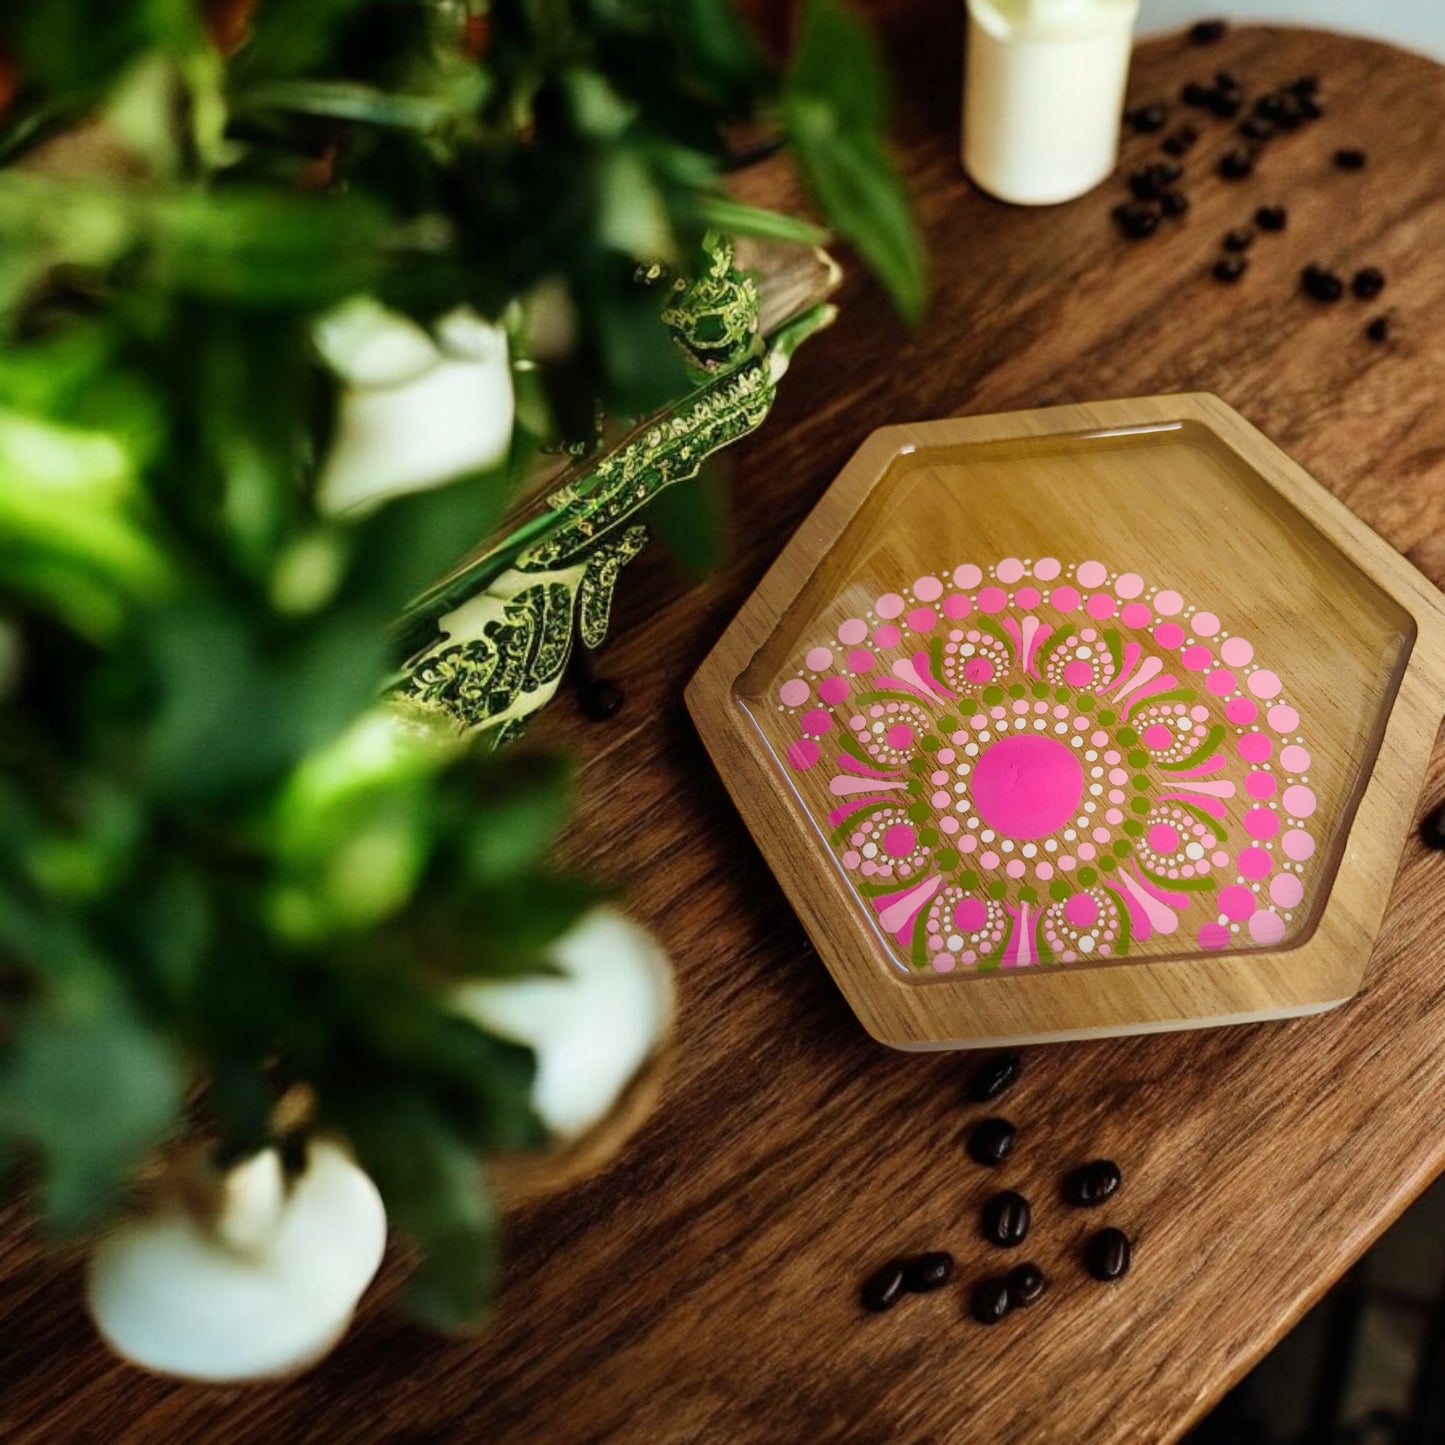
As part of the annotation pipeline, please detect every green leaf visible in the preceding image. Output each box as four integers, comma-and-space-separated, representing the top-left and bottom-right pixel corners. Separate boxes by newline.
1, 990, 185, 1231
670, 0, 773, 105
784, 0, 925, 324
461, 754, 576, 883
341, 1090, 498, 1332
682, 195, 828, 247
646, 459, 728, 577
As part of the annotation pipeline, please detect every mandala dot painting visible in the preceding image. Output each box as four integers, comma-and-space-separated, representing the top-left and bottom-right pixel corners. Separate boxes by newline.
774, 558, 1318, 975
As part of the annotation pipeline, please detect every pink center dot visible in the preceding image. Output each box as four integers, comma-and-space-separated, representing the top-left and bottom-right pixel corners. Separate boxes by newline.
886, 723, 914, 749
971, 733, 1084, 840
1063, 659, 1094, 686
1064, 893, 1099, 928
882, 823, 916, 857
964, 657, 995, 684
801, 708, 832, 735
1142, 723, 1173, 749
1148, 823, 1180, 854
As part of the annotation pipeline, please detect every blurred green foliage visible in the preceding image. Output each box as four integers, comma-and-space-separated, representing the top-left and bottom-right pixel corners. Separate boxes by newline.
0, 0, 920, 1329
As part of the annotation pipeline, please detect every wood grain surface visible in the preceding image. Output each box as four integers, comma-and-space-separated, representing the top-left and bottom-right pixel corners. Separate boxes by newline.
8, 11, 1445, 1443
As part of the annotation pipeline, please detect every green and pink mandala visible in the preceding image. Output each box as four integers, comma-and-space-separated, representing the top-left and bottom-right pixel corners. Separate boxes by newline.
773, 557, 1320, 974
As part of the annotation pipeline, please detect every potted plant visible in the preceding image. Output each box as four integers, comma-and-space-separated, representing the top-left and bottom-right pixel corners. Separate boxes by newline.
0, 0, 920, 1380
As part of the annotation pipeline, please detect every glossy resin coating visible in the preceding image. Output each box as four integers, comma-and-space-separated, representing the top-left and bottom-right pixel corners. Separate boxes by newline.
689, 398, 1445, 1048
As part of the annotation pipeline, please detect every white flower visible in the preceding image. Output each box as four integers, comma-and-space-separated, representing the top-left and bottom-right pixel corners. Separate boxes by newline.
87, 1140, 386, 1382
452, 907, 674, 1141
315, 298, 514, 515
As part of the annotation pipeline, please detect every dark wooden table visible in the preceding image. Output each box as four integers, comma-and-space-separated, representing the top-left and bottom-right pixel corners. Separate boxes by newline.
8, 10, 1445, 1442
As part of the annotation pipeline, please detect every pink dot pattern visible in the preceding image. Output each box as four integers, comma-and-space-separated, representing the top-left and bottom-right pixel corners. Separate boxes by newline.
769, 557, 1321, 974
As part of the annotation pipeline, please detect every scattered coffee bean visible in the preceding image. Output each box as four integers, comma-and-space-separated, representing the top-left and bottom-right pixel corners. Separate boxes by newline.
1219, 148, 1255, 180
1301, 264, 1344, 302
1114, 204, 1158, 240
1223, 227, 1254, 252
1334, 148, 1367, 170
579, 678, 625, 719
1208, 90, 1242, 119
1254, 203, 1287, 231
1007, 1262, 1047, 1306
1212, 257, 1248, 283
1254, 92, 1290, 123
1129, 162, 1181, 200
971, 1278, 1012, 1325
1239, 117, 1274, 142
1162, 124, 1198, 156
1086, 1227, 1133, 1282
1214, 70, 1240, 92
1290, 75, 1319, 97
1352, 266, 1386, 300
1189, 19, 1228, 45
1160, 191, 1190, 217
1181, 80, 1212, 107
968, 1117, 1017, 1167
1421, 802, 1445, 849
1127, 103, 1169, 134
1365, 316, 1390, 343
982, 1190, 1031, 1248
861, 1260, 908, 1312
1063, 1159, 1124, 1207
967, 1051, 1021, 1103
1297, 96, 1323, 120
904, 1251, 955, 1293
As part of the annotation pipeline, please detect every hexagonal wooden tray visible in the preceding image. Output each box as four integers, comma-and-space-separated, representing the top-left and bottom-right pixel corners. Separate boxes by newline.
686, 396, 1445, 1049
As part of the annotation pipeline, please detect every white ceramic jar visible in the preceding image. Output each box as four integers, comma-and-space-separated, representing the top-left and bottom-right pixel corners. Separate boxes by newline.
963, 0, 1141, 205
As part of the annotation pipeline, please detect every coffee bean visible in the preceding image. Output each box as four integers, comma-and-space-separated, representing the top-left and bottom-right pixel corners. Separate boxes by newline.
1086, 1227, 1133, 1282
1298, 96, 1323, 120
1421, 803, 1445, 849
1301, 265, 1344, 302
1239, 118, 1274, 142
968, 1117, 1017, 1166
1127, 103, 1168, 134
861, 1260, 908, 1311
1255, 92, 1289, 122
1365, 316, 1390, 343
904, 1251, 955, 1293
1334, 148, 1367, 171
971, 1278, 1012, 1325
1212, 257, 1248, 283
1181, 80, 1212, 107
1290, 75, 1320, 97
1219, 148, 1255, 180
1006, 1262, 1047, 1306
1190, 19, 1228, 44
1214, 70, 1240, 92
579, 678, 625, 719
1160, 191, 1190, 218
1114, 204, 1157, 240
1223, 228, 1253, 252
967, 1051, 1021, 1102
1208, 90, 1241, 119
982, 1190, 1031, 1248
1063, 1159, 1124, 1206
1254, 204, 1287, 231
1156, 161, 1182, 185
1162, 126, 1198, 157
1352, 266, 1385, 300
